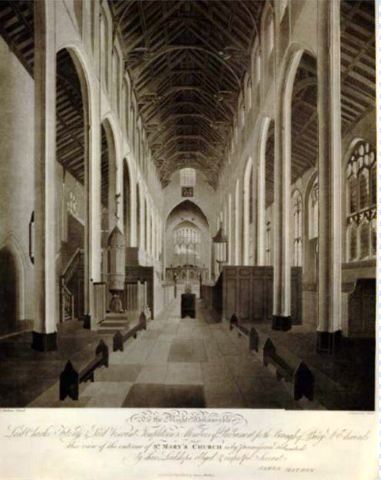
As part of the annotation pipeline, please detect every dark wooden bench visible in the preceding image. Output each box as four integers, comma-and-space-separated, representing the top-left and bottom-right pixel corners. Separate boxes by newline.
263, 338, 314, 401
59, 339, 109, 401
181, 293, 196, 318
229, 314, 259, 352
113, 311, 147, 352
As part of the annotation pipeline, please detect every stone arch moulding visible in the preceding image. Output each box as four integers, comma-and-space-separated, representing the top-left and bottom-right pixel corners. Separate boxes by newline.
165, 198, 211, 230
0, 233, 27, 321
166, 200, 209, 229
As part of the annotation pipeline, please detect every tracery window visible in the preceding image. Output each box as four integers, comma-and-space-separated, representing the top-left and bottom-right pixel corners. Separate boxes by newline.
174, 226, 200, 266
346, 141, 376, 261
292, 190, 303, 266
308, 179, 318, 240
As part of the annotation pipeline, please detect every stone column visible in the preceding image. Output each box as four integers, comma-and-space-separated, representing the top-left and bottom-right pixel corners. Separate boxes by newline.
32, 0, 58, 350
148, 205, 152, 258
154, 214, 158, 260
228, 195, 232, 264
272, 59, 294, 332
316, 0, 342, 353
251, 160, 258, 265
87, 83, 102, 329
234, 180, 240, 265
257, 119, 269, 265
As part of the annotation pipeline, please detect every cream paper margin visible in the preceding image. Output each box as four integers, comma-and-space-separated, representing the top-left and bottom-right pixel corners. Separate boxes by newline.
0, 2, 379, 479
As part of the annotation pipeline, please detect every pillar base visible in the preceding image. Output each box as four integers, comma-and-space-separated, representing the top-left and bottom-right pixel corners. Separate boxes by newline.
31, 331, 57, 351
316, 331, 341, 354
272, 315, 292, 331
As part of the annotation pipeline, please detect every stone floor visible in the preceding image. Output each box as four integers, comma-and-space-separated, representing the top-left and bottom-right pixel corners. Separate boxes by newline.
3, 299, 370, 410
28, 300, 305, 409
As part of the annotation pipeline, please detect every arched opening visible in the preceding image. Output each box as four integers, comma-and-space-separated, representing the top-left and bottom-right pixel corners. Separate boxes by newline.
56, 48, 90, 323
123, 159, 132, 247
304, 172, 318, 327
289, 51, 318, 326
0, 248, 18, 333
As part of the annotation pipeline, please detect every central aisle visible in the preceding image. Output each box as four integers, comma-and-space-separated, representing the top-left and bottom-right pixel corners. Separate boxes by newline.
30, 299, 302, 409
92, 299, 300, 409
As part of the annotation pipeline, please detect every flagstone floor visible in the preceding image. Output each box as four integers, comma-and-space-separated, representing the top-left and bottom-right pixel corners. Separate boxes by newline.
29, 300, 303, 409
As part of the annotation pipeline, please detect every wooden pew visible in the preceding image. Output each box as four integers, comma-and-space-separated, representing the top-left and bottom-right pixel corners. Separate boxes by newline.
59, 339, 109, 401
263, 338, 314, 401
229, 314, 259, 352
113, 311, 147, 352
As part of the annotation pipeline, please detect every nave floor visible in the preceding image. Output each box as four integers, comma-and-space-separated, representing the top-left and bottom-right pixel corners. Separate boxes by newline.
28, 300, 308, 409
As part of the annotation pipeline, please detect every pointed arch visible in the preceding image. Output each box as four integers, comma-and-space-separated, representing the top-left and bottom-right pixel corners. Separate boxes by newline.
0, 234, 27, 322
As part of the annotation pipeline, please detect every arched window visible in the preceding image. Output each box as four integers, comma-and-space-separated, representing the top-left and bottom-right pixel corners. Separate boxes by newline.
174, 226, 200, 266
308, 179, 318, 240
249, 167, 254, 224
346, 140, 376, 261
292, 191, 303, 266
265, 220, 271, 265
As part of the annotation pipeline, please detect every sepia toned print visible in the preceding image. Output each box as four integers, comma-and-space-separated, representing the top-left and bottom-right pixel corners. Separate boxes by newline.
0, 0, 376, 415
